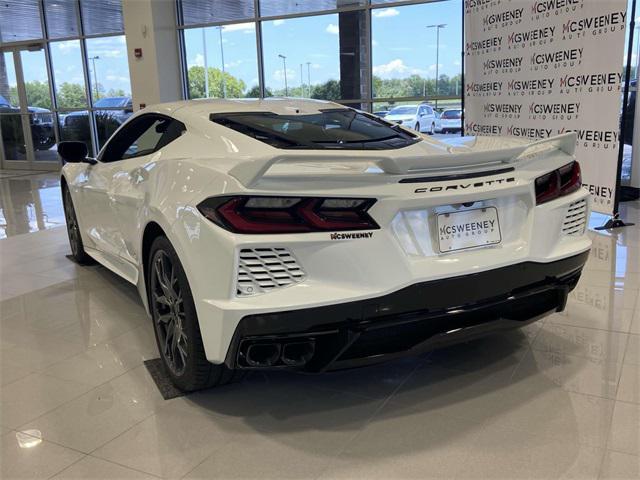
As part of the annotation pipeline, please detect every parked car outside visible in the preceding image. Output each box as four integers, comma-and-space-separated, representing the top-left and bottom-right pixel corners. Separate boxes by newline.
384, 104, 440, 134
436, 108, 462, 134
0, 94, 55, 153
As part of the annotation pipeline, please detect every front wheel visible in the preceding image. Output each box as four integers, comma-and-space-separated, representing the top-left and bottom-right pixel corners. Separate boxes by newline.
148, 236, 243, 391
430, 123, 435, 135
414, 122, 421, 132
62, 186, 93, 264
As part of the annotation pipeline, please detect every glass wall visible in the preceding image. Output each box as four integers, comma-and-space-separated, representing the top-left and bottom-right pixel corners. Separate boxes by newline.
0, 0, 132, 167
177, 0, 462, 113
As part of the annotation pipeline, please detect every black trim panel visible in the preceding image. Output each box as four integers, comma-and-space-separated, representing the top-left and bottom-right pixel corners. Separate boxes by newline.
399, 166, 515, 184
225, 251, 589, 372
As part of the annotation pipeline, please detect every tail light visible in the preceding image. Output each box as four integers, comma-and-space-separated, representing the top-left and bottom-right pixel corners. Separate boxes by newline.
535, 161, 582, 205
197, 196, 379, 234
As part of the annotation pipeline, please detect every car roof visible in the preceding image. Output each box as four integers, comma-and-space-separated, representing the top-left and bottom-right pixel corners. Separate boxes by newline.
146, 97, 344, 120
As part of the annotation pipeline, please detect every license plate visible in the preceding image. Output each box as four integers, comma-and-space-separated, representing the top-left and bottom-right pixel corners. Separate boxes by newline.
437, 207, 501, 253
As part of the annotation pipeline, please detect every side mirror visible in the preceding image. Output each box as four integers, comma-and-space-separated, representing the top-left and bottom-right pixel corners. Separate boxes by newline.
58, 141, 88, 163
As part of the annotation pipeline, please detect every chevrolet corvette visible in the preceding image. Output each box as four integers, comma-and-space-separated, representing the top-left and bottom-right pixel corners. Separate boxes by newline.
58, 98, 591, 391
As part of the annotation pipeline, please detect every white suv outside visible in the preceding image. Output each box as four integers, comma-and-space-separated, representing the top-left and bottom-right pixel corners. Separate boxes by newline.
384, 104, 440, 134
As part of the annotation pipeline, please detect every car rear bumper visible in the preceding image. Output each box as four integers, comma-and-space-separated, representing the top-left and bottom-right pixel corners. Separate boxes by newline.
225, 250, 588, 372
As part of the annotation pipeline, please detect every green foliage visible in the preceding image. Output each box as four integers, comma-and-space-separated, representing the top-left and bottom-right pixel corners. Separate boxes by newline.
10, 81, 52, 109
57, 82, 86, 109
187, 66, 246, 99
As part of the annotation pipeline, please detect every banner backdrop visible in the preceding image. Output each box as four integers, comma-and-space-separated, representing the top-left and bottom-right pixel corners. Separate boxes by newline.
464, 0, 628, 214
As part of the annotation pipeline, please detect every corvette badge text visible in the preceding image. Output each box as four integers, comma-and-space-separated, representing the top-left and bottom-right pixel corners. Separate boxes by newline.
414, 177, 516, 193
330, 232, 374, 240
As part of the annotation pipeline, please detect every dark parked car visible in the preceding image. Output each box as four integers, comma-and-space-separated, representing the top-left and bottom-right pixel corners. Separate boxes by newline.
0, 94, 55, 154
62, 96, 133, 147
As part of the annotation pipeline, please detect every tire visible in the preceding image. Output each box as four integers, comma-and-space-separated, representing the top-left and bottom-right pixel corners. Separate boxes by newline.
430, 123, 435, 135
414, 122, 420, 132
62, 186, 94, 265
148, 236, 243, 391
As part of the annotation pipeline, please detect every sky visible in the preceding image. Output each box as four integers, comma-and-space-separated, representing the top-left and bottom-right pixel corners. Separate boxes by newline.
5, 1, 463, 105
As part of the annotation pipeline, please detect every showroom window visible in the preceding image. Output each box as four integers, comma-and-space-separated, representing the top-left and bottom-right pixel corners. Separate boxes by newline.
176, 0, 462, 113
182, 23, 260, 99
372, 1, 462, 109
0, 0, 132, 169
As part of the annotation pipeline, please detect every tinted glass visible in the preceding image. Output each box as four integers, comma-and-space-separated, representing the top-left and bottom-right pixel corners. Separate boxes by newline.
260, 0, 364, 17
0, 0, 42, 43
442, 110, 461, 119
80, 0, 124, 35
44, 0, 79, 38
180, 0, 254, 24
211, 109, 418, 150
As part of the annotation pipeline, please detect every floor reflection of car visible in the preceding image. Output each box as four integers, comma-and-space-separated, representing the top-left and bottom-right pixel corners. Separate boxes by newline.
62, 96, 133, 145
0, 94, 55, 154
436, 108, 462, 134
384, 104, 439, 134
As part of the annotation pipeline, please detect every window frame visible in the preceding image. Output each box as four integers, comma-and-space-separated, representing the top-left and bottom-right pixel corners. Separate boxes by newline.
97, 113, 185, 163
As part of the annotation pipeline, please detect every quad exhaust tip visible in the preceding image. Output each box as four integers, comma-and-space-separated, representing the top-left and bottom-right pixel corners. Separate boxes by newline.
242, 339, 316, 368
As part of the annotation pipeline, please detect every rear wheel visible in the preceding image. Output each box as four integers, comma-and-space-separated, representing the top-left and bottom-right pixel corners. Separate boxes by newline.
62, 186, 93, 264
148, 236, 243, 391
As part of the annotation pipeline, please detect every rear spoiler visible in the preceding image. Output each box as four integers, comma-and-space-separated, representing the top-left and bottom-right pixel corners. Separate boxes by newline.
229, 132, 577, 187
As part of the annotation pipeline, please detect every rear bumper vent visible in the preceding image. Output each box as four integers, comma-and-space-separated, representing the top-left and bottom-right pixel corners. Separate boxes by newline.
236, 248, 305, 296
562, 199, 587, 236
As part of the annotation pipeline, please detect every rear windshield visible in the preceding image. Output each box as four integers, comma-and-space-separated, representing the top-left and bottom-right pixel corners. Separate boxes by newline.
442, 110, 461, 119
388, 106, 417, 115
210, 109, 419, 150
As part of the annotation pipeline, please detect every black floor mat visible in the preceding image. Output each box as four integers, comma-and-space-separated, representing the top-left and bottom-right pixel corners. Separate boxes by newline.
144, 358, 186, 400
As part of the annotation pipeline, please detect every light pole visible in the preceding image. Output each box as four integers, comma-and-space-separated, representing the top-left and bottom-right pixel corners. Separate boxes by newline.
89, 55, 100, 99
218, 26, 227, 98
426, 24, 446, 97
278, 54, 288, 96
202, 29, 209, 98
306, 62, 311, 97
300, 63, 304, 97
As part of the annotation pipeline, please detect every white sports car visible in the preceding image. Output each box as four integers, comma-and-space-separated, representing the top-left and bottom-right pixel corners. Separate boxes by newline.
59, 98, 591, 391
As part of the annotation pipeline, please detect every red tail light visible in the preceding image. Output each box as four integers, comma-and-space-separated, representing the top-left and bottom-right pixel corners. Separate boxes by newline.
535, 161, 582, 205
197, 196, 379, 234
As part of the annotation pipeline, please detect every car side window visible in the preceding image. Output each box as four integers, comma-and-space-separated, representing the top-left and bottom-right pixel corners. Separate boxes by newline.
100, 114, 185, 162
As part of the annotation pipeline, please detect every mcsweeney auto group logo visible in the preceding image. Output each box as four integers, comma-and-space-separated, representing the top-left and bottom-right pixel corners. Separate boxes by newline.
483, 102, 522, 120
507, 78, 555, 97
483, 55, 523, 75
562, 11, 626, 40
465, 0, 502, 14
466, 81, 503, 97
528, 102, 581, 121
558, 72, 622, 94
508, 27, 555, 49
531, 0, 584, 20
506, 126, 554, 139
466, 35, 502, 56
482, 7, 524, 32
464, 122, 503, 135
529, 47, 583, 72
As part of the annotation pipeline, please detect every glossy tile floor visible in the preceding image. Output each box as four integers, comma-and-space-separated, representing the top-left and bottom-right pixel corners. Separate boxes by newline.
0, 171, 639, 479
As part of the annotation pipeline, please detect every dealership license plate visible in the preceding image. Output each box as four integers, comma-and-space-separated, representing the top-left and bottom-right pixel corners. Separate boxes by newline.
437, 207, 501, 253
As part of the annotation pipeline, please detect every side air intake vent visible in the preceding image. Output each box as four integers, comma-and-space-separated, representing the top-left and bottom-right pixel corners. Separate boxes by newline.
236, 248, 305, 296
562, 199, 587, 236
